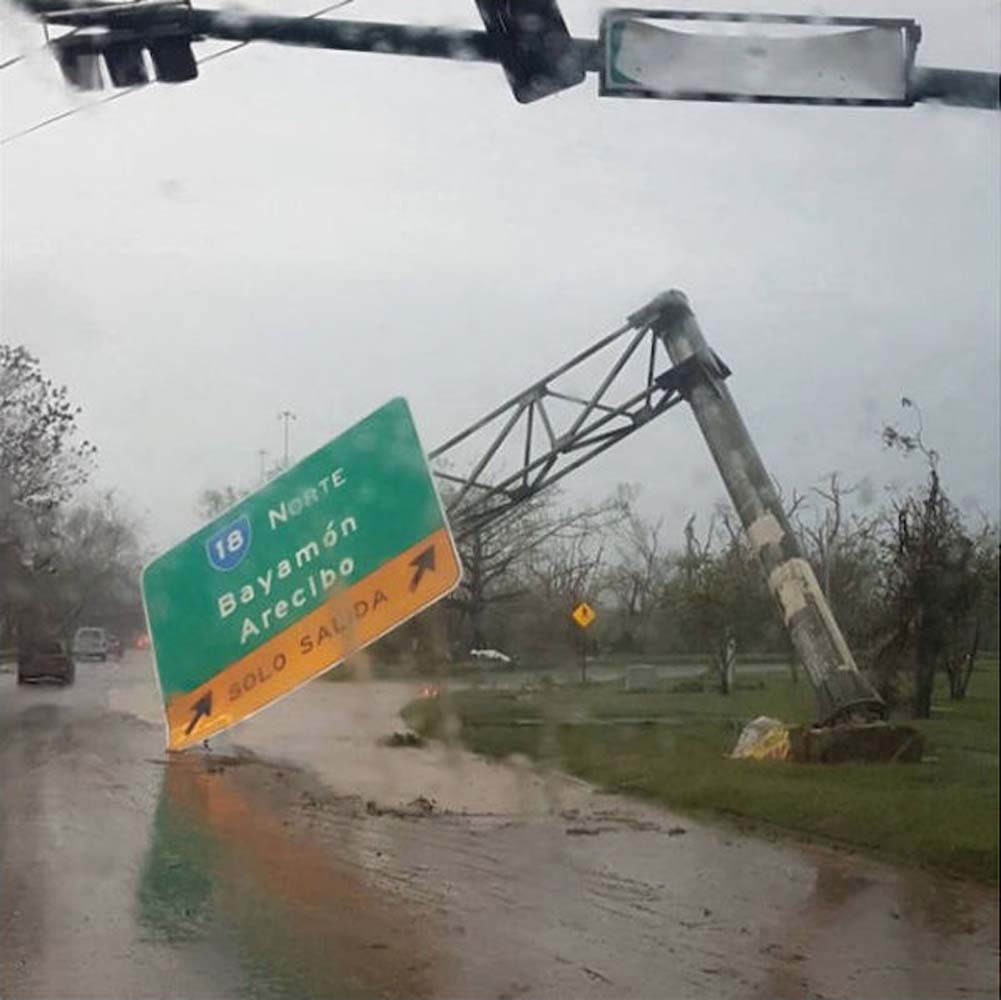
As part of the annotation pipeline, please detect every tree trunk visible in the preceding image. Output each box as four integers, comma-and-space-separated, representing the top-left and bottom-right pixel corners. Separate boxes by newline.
913, 625, 936, 719
470, 603, 486, 650
955, 620, 981, 700
467, 529, 486, 649
716, 633, 736, 695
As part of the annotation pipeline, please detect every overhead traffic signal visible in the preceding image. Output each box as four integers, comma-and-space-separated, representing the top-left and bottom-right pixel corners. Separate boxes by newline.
104, 40, 150, 87
474, 0, 585, 103
52, 28, 197, 90
147, 35, 198, 82
52, 40, 103, 90
47, 1, 198, 91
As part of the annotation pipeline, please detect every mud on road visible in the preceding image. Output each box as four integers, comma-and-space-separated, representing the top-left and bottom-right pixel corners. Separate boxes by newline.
1, 655, 997, 999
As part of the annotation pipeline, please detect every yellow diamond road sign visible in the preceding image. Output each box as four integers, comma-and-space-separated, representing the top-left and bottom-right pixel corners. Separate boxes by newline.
572, 602, 596, 629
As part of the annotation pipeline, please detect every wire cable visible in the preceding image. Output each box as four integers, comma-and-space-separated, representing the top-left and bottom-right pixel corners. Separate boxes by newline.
0, 26, 83, 73
0, 0, 355, 146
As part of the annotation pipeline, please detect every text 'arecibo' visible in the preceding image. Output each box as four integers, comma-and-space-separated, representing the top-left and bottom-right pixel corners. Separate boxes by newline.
217, 516, 358, 644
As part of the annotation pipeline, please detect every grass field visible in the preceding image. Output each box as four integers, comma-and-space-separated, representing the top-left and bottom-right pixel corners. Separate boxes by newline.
402, 659, 999, 883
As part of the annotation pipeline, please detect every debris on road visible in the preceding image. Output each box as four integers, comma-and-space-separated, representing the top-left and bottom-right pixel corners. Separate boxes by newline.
365, 795, 438, 819
409, 795, 436, 816
381, 730, 425, 748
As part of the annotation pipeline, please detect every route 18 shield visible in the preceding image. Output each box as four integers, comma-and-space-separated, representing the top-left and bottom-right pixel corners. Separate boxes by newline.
205, 515, 252, 572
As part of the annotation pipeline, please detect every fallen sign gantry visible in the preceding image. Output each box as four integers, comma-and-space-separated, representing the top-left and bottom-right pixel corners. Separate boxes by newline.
436, 289, 923, 754
446, 288, 920, 756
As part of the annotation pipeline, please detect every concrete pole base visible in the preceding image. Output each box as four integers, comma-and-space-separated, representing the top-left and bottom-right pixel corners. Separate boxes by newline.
814, 669, 887, 726
788, 722, 924, 764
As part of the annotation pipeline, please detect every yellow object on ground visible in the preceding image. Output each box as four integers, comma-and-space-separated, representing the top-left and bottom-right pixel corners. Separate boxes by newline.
731, 716, 791, 761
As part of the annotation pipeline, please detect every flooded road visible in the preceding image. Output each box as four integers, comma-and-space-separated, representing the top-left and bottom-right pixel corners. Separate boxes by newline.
2, 653, 997, 999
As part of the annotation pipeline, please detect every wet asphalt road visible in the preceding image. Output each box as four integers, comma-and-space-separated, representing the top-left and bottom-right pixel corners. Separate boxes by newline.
1, 652, 998, 1000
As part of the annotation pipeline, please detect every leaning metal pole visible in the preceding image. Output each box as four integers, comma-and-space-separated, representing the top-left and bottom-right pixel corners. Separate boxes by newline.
633, 290, 885, 726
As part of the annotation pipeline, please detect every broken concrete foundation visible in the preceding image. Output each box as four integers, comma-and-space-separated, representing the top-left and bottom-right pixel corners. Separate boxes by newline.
787, 722, 924, 764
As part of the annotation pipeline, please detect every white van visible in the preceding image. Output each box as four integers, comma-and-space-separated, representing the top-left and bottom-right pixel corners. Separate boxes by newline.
73, 627, 109, 661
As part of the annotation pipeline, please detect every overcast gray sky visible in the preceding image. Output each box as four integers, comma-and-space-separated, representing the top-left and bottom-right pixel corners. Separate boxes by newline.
2, 0, 998, 551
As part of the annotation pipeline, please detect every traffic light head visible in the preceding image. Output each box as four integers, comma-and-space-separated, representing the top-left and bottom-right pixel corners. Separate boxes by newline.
104, 40, 151, 88
148, 35, 198, 83
49, 0, 198, 93
53, 40, 103, 91
474, 0, 585, 103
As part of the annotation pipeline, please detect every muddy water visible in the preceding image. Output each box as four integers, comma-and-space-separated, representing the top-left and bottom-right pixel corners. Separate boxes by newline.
3, 657, 998, 999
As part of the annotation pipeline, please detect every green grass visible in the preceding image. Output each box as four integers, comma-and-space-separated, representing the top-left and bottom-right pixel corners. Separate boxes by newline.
403, 660, 999, 883
591, 651, 791, 667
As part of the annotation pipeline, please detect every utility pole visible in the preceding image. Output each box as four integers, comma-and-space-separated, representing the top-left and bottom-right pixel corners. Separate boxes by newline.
631, 290, 885, 726
277, 410, 297, 470
256, 448, 269, 485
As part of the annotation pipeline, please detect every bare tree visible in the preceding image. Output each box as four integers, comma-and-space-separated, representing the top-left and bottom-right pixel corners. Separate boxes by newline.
521, 515, 613, 681
681, 510, 716, 584
452, 492, 553, 649
601, 485, 666, 651
447, 486, 623, 654
793, 473, 885, 661
0, 345, 96, 513
879, 399, 984, 717
47, 493, 146, 638
196, 484, 249, 520
798, 473, 856, 599
526, 530, 606, 606
658, 506, 786, 685
1, 346, 95, 645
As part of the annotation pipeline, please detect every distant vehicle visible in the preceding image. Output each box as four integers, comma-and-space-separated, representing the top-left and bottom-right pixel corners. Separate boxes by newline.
17, 639, 75, 686
470, 648, 513, 664
134, 633, 150, 650
106, 633, 123, 659
73, 627, 109, 661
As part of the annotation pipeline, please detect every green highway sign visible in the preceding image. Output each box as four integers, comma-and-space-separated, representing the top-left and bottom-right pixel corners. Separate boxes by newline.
142, 397, 461, 750
600, 10, 918, 106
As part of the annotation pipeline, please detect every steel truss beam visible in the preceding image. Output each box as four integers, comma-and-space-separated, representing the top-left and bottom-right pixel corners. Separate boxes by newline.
430, 314, 729, 541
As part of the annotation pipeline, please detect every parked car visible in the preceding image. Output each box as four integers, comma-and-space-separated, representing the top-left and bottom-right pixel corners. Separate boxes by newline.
17, 639, 75, 686
73, 627, 109, 661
